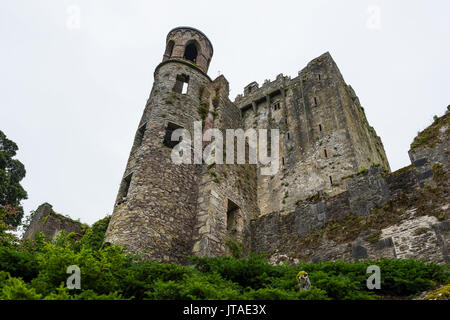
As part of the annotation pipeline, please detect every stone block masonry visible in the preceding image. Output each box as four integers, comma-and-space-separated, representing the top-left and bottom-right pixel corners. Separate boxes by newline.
23, 203, 83, 240
250, 108, 449, 264
236, 52, 389, 217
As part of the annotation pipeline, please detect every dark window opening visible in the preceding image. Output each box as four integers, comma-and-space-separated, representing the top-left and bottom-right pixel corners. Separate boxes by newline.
173, 74, 189, 94
329, 176, 333, 185
282, 157, 285, 166
102, 242, 112, 249
135, 123, 147, 148
319, 124, 322, 132
273, 102, 280, 110
163, 122, 184, 148
318, 74, 321, 80
183, 42, 198, 63
324, 149, 328, 158
314, 97, 318, 106
117, 173, 133, 205
165, 40, 175, 58
287, 132, 290, 140
227, 199, 240, 235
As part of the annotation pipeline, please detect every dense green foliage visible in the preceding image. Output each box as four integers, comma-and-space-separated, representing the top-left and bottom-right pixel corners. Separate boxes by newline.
0, 130, 28, 227
0, 212, 448, 300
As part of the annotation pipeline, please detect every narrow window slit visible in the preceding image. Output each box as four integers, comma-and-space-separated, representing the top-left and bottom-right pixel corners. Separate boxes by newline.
135, 123, 147, 147
117, 173, 133, 205
227, 199, 240, 235
163, 122, 184, 148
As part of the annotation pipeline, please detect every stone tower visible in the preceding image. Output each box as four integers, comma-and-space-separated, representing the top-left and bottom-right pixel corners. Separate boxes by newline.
104, 27, 215, 262
235, 52, 390, 216
105, 27, 391, 263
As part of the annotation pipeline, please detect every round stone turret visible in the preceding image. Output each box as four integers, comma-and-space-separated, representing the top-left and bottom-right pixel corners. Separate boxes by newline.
162, 26, 213, 73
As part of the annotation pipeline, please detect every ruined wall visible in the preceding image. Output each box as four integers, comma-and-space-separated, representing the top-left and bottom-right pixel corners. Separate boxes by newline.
250, 111, 449, 264
192, 76, 260, 257
23, 203, 83, 240
235, 52, 389, 217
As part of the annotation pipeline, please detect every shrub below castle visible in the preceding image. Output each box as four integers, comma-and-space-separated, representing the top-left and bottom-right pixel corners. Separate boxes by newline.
0, 215, 448, 300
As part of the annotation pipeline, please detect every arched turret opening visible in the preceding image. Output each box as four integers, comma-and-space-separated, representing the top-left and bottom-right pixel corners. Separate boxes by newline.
183, 41, 199, 63
163, 27, 213, 73
165, 40, 175, 58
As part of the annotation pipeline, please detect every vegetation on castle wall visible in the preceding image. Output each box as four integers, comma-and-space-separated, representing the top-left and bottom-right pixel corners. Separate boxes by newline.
290, 156, 450, 256
410, 108, 449, 150
225, 239, 243, 258
431, 163, 446, 186
425, 284, 450, 300
198, 101, 210, 120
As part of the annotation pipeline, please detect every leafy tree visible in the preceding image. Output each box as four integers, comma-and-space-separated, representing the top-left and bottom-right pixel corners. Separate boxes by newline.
0, 130, 27, 227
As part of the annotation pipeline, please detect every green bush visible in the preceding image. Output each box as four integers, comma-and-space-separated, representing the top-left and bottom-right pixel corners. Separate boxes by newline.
80, 216, 111, 251
0, 245, 39, 281
0, 272, 42, 300
146, 273, 241, 300
0, 215, 447, 300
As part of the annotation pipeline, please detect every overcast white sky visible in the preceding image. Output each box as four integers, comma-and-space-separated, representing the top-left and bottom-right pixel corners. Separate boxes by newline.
1, 0, 449, 225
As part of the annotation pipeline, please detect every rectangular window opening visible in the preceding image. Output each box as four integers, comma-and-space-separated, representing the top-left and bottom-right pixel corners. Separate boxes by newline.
173, 74, 190, 94
314, 97, 318, 106
319, 124, 322, 132
117, 173, 133, 205
227, 199, 240, 235
135, 123, 147, 147
181, 82, 188, 94
329, 176, 333, 185
324, 149, 328, 158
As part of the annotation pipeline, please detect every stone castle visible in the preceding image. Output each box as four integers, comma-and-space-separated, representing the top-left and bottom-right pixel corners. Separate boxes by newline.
24, 27, 448, 265
102, 26, 397, 262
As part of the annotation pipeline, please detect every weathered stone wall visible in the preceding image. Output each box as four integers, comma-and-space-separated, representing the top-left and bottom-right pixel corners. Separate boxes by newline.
250, 125, 449, 265
236, 52, 389, 217
191, 76, 260, 257
104, 59, 211, 263
23, 203, 83, 240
